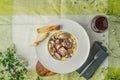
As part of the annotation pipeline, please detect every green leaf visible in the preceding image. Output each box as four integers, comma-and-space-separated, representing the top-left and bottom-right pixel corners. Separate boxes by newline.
36, 76, 41, 80
0, 52, 2, 56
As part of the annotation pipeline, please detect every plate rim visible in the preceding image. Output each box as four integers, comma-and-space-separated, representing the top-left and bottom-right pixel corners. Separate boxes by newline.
36, 18, 90, 73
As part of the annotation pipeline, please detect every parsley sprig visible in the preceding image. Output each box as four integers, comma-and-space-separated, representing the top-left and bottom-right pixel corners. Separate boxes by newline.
0, 48, 27, 80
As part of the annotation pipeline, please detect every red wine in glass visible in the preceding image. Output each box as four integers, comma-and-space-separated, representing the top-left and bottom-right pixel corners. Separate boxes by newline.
91, 16, 108, 33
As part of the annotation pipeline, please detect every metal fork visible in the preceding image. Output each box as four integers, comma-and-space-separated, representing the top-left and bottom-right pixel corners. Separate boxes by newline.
80, 50, 102, 76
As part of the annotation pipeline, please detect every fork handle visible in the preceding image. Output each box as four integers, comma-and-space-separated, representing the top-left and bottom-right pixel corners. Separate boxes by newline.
80, 59, 94, 76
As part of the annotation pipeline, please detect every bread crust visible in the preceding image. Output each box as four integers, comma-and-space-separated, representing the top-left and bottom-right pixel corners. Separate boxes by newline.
37, 25, 60, 34
34, 33, 49, 46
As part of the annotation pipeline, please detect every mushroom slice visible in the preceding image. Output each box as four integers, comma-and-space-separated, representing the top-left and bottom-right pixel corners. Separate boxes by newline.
54, 53, 62, 60
58, 47, 67, 57
58, 33, 70, 39
65, 39, 73, 48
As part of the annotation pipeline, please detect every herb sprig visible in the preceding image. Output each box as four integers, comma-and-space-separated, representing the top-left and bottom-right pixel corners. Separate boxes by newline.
0, 48, 27, 80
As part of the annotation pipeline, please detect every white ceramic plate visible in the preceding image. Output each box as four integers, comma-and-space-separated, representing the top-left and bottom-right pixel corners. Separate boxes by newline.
36, 19, 90, 73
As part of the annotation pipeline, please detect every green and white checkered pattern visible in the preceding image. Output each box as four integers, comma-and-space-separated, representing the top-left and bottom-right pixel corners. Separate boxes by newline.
0, 0, 120, 80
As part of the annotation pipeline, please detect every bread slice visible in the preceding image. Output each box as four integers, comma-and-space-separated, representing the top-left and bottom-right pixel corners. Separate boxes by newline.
37, 25, 60, 34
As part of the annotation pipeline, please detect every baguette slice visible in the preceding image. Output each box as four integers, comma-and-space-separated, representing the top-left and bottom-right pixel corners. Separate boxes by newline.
37, 25, 60, 34
34, 33, 49, 46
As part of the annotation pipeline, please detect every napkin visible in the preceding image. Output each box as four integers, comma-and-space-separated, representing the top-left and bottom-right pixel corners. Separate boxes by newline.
77, 41, 108, 79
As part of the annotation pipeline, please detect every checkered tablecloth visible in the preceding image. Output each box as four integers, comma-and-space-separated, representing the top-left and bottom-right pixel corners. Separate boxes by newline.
0, 0, 120, 80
